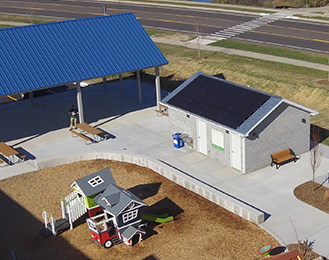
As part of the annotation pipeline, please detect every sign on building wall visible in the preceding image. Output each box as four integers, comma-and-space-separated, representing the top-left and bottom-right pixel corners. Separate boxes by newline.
211, 129, 224, 151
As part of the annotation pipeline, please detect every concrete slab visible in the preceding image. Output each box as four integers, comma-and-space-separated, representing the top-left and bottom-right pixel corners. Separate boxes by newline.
177, 151, 208, 165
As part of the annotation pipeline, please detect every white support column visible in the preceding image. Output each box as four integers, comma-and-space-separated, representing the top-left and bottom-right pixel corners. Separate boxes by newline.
119, 74, 124, 98
76, 81, 84, 123
136, 70, 142, 104
155, 66, 161, 110
30, 91, 34, 106
103, 77, 107, 91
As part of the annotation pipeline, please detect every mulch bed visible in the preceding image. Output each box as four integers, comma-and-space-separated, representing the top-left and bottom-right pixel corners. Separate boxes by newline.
0, 159, 280, 260
294, 180, 329, 214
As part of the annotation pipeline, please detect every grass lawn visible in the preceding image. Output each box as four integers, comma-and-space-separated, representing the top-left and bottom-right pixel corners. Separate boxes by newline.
209, 39, 329, 65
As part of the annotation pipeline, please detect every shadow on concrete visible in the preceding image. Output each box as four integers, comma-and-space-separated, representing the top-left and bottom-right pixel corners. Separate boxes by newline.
0, 78, 167, 144
0, 190, 91, 260
14, 146, 36, 161
128, 182, 162, 200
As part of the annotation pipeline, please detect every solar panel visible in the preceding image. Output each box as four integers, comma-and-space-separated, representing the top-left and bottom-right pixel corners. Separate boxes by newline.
218, 111, 246, 129
168, 94, 192, 108
167, 74, 270, 129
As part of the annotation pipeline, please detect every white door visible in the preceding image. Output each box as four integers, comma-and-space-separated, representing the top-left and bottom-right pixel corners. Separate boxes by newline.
197, 120, 207, 155
231, 133, 241, 171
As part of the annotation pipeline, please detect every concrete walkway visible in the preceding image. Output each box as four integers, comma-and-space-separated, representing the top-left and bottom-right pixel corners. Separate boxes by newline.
151, 37, 329, 72
1, 80, 329, 258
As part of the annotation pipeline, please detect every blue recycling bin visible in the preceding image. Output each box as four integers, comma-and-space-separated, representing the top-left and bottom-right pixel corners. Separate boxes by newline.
172, 132, 184, 148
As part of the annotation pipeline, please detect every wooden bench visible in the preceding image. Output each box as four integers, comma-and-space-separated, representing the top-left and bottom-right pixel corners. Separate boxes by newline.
16, 153, 26, 162
98, 132, 109, 140
155, 104, 168, 116
70, 130, 93, 144
0, 158, 6, 167
271, 149, 297, 169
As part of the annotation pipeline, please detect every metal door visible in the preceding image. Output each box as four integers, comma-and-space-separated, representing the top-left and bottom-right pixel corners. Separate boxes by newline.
197, 120, 207, 155
231, 133, 241, 171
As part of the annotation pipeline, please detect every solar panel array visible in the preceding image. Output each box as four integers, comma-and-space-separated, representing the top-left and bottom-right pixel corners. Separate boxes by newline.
167, 75, 270, 129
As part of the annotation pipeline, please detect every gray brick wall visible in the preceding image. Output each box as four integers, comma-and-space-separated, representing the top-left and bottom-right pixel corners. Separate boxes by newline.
168, 108, 231, 167
168, 108, 197, 146
245, 103, 311, 173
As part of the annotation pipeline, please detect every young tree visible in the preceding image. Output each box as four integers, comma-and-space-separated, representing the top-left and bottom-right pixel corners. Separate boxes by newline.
194, 19, 202, 58
310, 126, 322, 191
26, 3, 35, 24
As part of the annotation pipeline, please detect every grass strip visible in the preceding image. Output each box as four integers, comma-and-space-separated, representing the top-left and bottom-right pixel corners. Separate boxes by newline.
0, 14, 62, 24
210, 39, 329, 65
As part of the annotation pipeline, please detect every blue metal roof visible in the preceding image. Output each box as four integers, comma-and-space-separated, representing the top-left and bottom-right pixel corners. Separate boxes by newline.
0, 13, 168, 96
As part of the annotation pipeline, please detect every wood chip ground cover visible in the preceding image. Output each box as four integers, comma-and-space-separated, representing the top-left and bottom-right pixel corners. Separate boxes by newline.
0, 160, 280, 260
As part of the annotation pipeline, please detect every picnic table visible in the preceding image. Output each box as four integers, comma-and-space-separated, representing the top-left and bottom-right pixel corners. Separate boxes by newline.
0, 142, 19, 165
71, 122, 109, 144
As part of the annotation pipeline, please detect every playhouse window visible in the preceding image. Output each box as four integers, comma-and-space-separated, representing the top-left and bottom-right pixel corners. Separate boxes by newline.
88, 175, 104, 188
122, 209, 138, 223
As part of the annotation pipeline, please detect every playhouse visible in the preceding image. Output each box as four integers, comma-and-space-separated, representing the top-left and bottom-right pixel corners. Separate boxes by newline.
161, 72, 318, 173
87, 182, 147, 247
43, 167, 153, 248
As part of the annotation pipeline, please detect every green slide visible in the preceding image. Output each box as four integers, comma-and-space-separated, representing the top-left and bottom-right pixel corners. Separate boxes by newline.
142, 213, 174, 223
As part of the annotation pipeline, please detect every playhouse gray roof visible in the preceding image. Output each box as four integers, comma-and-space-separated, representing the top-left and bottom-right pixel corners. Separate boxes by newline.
162, 72, 318, 136
94, 183, 147, 217
70, 167, 116, 197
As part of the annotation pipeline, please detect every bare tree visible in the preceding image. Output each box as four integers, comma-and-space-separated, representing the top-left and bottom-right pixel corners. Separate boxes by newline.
290, 218, 315, 260
310, 126, 322, 191
26, 3, 35, 24
194, 19, 202, 58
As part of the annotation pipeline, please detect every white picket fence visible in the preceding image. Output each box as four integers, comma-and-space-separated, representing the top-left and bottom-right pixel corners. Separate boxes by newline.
61, 191, 87, 230
42, 191, 87, 236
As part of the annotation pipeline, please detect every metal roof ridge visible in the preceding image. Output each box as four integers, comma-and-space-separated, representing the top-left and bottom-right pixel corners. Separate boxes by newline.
0, 12, 134, 32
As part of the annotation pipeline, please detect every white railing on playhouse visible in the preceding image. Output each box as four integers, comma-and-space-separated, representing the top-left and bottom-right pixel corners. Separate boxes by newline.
43, 191, 87, 236
42, 209, 57, 236
61, 191, 87, 230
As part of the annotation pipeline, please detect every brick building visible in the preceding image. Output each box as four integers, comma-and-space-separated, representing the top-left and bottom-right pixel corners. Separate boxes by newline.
161, 72, 318, 174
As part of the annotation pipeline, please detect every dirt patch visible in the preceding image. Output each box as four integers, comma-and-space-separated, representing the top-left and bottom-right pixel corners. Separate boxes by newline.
0, 160, 279, 260
312, 79, 329, 89
153, 33, 195, 42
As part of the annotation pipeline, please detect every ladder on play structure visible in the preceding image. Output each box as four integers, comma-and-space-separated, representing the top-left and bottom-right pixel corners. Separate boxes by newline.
43, 191, 87, 236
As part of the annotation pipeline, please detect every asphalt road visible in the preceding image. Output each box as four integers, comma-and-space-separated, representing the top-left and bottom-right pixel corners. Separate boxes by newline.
1, 0, 329, 54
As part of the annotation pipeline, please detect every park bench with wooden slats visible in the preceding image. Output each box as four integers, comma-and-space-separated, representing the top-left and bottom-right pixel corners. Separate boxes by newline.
271, 149, 297, 169
15, 153, 26, 162
155, 104, 168, 116
0, 158, 6, 167
70, 130, 93, 145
